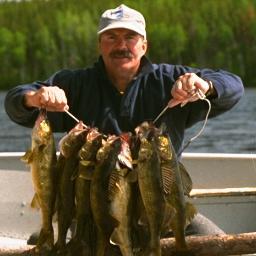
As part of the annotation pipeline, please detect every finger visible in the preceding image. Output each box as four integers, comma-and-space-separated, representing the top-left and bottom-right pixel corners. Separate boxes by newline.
183, 74, 197, 92
54, 89, 68, 111
168, 99, 183, 108
188, 93, 200, 102
176, 80, 183, 90
47, 88, 57, 104
64, 104, 69, 111
174, 80, 187, 97
38, 87, 50, 105
39, 87, 68, 111
52, 87, 67, 105
195, 79, 210, 95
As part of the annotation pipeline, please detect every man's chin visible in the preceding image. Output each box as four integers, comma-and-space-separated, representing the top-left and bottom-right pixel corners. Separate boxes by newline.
112, 57, 131, 64
112, 59, 134, 69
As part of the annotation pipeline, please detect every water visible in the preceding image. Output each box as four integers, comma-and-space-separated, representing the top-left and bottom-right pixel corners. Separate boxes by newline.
0, 89, 255, 153
184, 88, 256, 154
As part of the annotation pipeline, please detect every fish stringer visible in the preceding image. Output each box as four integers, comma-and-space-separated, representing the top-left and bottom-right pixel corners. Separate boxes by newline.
153, 88, 212, 154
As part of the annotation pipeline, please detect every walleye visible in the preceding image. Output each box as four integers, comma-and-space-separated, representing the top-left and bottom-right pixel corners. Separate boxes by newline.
21, 109, 57, 254
90, 135, 122, 256
135, 121, 196, 255
157, 126, 196, 252
108, 133, 136, 256
55, 122, 88, 254
68, 127, 103, 255
135, 122, 166, 256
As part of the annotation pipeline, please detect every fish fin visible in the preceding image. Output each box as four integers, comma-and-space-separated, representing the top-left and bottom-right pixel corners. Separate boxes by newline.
161, 162, 175, 195
138, 216, 147, 226
52, 212, 58, 223
138, 209, 148, 226
115, 161, 121, 170
108, 168, 135, 201
30, 193, 40, 210
110, 228, 121, 246
161, 203, 176, 234
118, 155, 133, 169
179, 162, 193, 195
20, 149, 33, 164
185, 202, 197, 223
118, 146, 133, 169
52, 198, 58, 223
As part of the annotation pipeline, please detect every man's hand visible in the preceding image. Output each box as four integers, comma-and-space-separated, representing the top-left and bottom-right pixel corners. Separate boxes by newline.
24, 86, 68, 112
168, 73, 210, 108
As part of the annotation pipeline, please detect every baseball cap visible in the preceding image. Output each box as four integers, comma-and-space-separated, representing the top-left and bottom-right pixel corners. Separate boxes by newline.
97, 4, 146, 39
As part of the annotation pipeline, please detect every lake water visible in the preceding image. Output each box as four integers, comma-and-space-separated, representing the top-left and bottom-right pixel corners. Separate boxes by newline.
0, 89, 255, 153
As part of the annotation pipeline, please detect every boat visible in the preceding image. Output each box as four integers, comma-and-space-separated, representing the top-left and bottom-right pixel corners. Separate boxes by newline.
0, 152, 256, 255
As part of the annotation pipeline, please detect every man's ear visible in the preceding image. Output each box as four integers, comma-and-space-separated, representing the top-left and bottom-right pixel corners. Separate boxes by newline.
142, 39, 148, 53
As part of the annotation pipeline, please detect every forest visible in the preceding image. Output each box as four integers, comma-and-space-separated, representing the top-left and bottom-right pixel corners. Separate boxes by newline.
0, 0, 256, 89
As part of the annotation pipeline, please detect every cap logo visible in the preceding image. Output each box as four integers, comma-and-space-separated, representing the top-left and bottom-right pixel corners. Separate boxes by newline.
110, 9, 124, 19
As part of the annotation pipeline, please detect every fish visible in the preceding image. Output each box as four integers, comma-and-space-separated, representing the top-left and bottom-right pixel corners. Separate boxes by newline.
58, 121, 88, 158
21, 109, 57, 254
67, 127, 103, 256
135, 122, 166, 256
90, 135, 122, 256
108, 133, 136, 256
135, 121, 196, 255
157, 126, 196, 252
54, 122, 88, 254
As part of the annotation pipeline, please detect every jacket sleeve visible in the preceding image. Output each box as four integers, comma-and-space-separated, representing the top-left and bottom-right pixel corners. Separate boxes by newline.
4, 83, 42, 128
4, 69, 74, 131
187, 68, 244, 128
166, 65, 245, 128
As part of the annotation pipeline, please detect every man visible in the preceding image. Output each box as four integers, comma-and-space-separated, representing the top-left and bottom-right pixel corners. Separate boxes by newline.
5, 4, 243, 236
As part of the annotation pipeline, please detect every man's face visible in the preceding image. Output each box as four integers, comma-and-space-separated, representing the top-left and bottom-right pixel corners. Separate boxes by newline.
99, 28, 147, 74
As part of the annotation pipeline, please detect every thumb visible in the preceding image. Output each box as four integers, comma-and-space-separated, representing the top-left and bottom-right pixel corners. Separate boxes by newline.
167, 99, 182, 108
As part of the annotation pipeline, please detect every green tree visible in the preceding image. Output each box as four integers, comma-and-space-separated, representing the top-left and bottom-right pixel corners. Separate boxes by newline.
0, 0, 256, 89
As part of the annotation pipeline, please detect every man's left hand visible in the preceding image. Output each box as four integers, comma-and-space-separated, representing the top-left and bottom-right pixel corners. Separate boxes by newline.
168, 73, 210, 108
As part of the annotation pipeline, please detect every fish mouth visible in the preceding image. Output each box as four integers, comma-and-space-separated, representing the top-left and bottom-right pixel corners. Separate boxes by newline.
35, 108, 47, 126
40, 108, 47, 116
135, 121, 158, 140
87, 128, 101, 141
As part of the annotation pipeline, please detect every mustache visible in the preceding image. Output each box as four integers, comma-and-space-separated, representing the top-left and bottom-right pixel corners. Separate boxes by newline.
110, 50, 133, 58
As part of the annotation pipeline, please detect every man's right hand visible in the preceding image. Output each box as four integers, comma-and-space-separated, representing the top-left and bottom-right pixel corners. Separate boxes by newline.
24, 86, 68, 112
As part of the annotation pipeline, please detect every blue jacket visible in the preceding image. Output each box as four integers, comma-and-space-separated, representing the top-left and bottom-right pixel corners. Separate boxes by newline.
4, 56, 244, 156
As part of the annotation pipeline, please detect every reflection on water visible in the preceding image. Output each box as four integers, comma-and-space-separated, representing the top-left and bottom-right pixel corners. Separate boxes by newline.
0, 89, 256, 153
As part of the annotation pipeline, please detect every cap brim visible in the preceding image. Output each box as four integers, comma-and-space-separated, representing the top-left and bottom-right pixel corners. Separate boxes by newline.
97, 22, 146, 38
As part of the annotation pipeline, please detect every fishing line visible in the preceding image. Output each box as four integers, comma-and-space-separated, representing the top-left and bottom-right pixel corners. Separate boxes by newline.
180, 90, 212, 154
64, 109, 88, 129
153, 88, 212, 155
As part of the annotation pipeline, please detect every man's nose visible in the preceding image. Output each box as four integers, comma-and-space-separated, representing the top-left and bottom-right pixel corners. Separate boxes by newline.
116, 38, 127, 48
